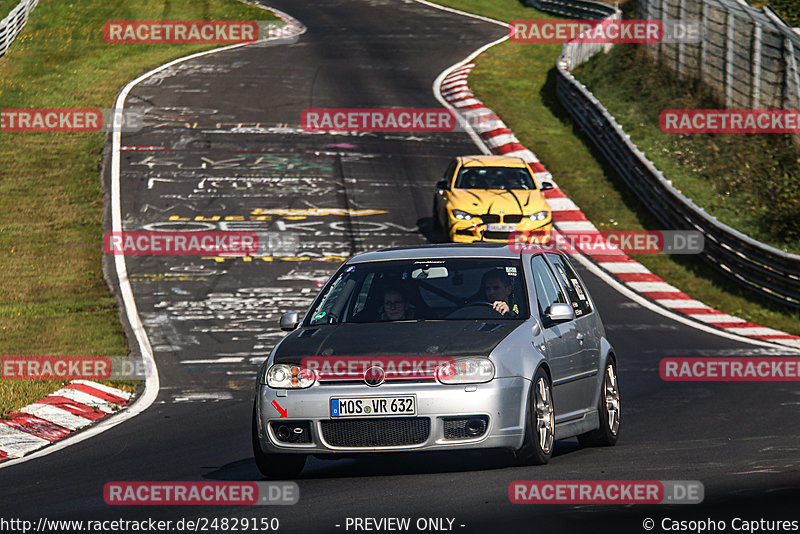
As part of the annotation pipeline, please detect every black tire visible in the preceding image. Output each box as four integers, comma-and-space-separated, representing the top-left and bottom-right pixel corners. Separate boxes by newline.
578, 359, 620, 447
431, 199, 446, 243
516, 367, 554, 465
252, 405, 307, 479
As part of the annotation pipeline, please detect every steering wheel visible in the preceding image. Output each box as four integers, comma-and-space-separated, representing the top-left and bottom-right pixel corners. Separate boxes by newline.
462, 301, 495, 309
444, 301, 504, 319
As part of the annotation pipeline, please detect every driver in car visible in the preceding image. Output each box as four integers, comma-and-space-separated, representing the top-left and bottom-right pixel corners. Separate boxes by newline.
482, 269, 519, 317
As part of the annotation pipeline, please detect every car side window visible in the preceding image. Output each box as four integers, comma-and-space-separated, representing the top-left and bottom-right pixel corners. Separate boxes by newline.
351, 273, 375, 317
443, 160, 458, 184
546, 254, 593, 317
530, 255, 568, 319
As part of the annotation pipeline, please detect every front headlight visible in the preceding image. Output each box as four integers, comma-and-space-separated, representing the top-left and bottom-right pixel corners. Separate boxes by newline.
266, 364, 316, 389
529, 210, 549, 221
452, 209, 475, 221
436, 358, 495, 384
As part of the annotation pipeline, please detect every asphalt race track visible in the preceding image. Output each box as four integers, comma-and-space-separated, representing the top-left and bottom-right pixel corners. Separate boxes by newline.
1, 1, 798, 532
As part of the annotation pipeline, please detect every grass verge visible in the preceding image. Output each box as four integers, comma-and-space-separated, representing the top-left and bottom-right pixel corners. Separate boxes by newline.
429, 0, 800, 334
750, 1, 800, 26
574, 48, 800, 254
1, 0, 20, 19
0, 0, 277, 416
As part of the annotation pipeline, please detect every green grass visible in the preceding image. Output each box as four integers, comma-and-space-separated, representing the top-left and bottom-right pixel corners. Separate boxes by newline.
574, 45, 800, 254
750, 1, 800, 26
0, 0, 20, 19
430, 0, 800, 335
0, 0, 278, 416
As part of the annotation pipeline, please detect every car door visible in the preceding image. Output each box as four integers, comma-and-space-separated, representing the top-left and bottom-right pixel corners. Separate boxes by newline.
545, 253, 600, 411
529, 254, 584, 420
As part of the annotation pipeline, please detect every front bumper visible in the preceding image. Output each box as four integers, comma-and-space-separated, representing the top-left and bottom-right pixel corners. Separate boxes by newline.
255, 377, 530, 454
449, 219, 552, 244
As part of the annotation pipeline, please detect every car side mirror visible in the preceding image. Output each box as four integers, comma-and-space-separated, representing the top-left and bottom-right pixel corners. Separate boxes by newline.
546, 303, 574, 323
280, 311, 301, 331
540, 181, 554, 191
436, 180, 448, 191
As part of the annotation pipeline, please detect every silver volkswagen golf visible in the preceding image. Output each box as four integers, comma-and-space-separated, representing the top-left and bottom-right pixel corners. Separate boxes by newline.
253, 244, 620, 478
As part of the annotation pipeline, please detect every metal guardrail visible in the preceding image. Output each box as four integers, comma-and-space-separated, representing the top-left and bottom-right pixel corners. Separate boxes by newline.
525, 0, 800, 308
639, 0, 800, 112
0, 0, 37, 60
523, 0, 615, 19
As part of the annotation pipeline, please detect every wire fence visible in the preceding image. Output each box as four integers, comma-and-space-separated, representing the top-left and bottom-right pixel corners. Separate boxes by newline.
0, 0, 37, 60
639, 0, 800, 110
525, 0, 800, 308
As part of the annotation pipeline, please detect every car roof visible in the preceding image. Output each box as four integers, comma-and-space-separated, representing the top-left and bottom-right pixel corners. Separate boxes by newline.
458, 155, 529, 168
346, 243, 559, 263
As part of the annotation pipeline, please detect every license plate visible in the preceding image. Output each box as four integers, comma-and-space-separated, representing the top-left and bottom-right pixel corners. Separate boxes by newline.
330, 396, 416, 418
487, 223, 516, 232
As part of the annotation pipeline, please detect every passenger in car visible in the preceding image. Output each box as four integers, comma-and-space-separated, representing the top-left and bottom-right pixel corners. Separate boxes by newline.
380, 288, 416, 321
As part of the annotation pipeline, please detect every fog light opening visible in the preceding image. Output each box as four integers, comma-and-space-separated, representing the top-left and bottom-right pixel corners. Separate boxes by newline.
465, 418, 485, 437
276, 425, 292, 441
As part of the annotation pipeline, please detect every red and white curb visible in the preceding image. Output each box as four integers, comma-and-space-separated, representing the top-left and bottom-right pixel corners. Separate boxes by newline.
439, 64, 800, 350
263, 7, 306, 38
0, 9, 307, 468
0, 380, 131, 461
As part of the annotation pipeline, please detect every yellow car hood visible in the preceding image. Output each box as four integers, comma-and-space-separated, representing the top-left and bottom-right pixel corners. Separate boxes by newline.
448, 188, 549, 216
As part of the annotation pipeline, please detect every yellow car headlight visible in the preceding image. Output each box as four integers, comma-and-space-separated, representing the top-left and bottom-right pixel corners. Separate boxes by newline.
452, 209, 476, 221
528, 210, 549, 221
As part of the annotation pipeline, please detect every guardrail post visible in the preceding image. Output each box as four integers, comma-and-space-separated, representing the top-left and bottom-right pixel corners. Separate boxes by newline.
654, 0, 667, 63
700, 1, 709, 86
725, 10, 735, 108
678, 0, 687, 75
751, 23, 762, 108
785, 39, 800, 110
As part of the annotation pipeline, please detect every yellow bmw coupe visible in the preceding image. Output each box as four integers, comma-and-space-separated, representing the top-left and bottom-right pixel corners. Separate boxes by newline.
433, 155, 554, 243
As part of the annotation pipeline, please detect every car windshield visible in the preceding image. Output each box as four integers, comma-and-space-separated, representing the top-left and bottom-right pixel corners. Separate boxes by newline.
454, 166, 536, 190
307, 258, 529, 325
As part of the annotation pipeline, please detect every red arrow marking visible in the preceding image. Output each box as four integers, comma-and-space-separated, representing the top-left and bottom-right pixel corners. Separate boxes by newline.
271, 399, 287, 417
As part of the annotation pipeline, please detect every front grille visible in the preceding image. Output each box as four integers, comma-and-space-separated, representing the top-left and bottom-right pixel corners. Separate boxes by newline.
503, 215, 523, 223
321, 417, 430, 447
481, 231, 512, 240
480, 214, 501, 223
443, 416, 489, 440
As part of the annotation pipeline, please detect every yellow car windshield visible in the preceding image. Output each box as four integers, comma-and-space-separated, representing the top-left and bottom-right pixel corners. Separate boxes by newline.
455, 166, 536, 190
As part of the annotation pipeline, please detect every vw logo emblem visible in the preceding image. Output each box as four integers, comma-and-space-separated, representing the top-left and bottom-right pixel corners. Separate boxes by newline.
364, 366, 385, 387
